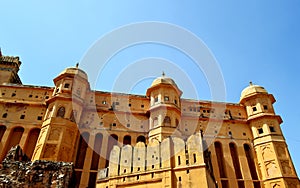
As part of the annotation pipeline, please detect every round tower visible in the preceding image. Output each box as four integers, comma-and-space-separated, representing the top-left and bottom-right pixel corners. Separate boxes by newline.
240, 82, 299, 187
146, 73, 182, 142
32, 66, 90, 162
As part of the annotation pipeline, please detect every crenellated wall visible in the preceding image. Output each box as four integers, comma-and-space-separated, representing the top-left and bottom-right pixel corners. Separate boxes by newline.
97, 133, 216, 188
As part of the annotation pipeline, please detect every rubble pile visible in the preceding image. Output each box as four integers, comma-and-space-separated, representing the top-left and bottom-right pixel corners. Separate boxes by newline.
0, 146, 75, 188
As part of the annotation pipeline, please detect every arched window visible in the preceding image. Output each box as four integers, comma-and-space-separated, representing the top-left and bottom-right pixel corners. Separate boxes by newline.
153, 117, 158, 127
75, 132, 89, 169
0, 125, 6, 142
175, 119, 179, 127
244, 144, 258, 180
2, 113, 7, 118
3, 127, 24, 158
47, 107, 53, 119
136, 135, 146, 144
90, 133, 103, 170
229, 143, 243, 183
56, 107, 65, 118
70, 110, 77, 122
24, 128, 40, 159
123, 135, 131, 145
106, 134, 118, 167
214, 142, 227, 178
163, 116, 171, 126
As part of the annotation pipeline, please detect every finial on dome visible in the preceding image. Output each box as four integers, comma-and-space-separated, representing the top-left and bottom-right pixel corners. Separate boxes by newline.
162, 71, 165, 77
76, 62, 79, 68
249, 81, 253, 86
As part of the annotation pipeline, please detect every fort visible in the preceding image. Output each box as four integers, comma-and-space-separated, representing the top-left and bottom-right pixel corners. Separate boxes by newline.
0, 52, 299, 187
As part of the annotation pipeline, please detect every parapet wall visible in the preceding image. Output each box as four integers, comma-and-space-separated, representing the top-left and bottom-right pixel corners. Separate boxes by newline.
103, 133, 205, 178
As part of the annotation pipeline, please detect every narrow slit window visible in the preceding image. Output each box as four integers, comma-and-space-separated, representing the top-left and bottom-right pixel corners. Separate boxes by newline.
193, 153, 197, 163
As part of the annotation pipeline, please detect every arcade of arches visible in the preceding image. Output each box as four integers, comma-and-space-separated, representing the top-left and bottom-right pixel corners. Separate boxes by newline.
0, 53, 299, 188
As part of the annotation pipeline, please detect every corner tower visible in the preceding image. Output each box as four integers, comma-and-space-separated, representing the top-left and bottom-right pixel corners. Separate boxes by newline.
32, 66, 90, 162
0, 51, 22, 84
240, 82, 299, 187
146, 73, 182, 142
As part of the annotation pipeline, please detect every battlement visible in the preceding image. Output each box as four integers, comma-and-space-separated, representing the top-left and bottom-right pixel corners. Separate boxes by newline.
0, 55, 21, 69
0, 54, 22, 84
97, 133, 216, 187
109, 133, 204, 176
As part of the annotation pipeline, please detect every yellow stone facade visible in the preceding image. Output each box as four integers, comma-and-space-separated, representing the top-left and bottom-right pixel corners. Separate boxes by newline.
0, 53, 299, 188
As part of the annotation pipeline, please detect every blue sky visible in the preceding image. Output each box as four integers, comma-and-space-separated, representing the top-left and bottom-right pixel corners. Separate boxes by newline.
1, 1, 299, 174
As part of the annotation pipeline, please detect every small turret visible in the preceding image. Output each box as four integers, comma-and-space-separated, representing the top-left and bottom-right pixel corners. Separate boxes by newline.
240, 82, 276, 118
32, 65, 90, 162
239, 82, 299, 187
0, 50, 22, 84
146, 73, 182, 142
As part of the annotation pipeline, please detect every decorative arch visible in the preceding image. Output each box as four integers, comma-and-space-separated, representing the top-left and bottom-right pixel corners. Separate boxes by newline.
75, 132, 90, 169
70, 110, 77, 122
106, 134, 118, 167
24, 128, 40, 159
56, 106, 65, 118
153, 117, 158, 127
0, 125, 7, 142
163, 116, 171, 126
3, 127, 24, 159
229, 143, 243, 180
123, 135, 131, 145
90, 133, 103, 170
244, 144, 258, 180
2, 113, 7, 118
175, 119, 179, 127
214, 141, 227, 178
136, 135, 146, 144
46, 106, 53, 119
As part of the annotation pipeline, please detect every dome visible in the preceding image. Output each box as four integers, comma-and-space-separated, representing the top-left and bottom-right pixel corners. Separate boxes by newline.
151, 72, 177, 87
151, 76, 177, 87
58, 66, 88, 80
146, 72, 182, 97
240, 82, 268, 100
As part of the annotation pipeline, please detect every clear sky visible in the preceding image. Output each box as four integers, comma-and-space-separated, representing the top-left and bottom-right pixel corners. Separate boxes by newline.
1, 1, 299, 174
